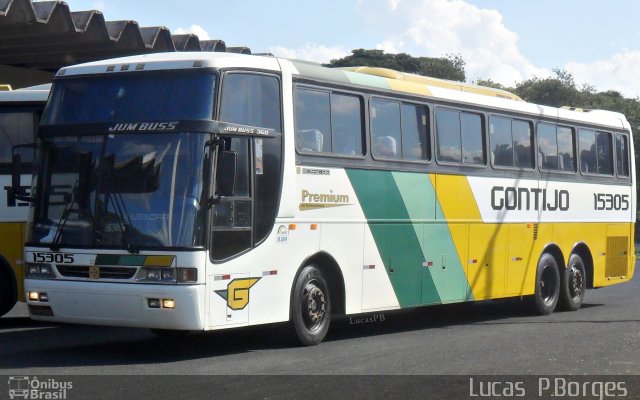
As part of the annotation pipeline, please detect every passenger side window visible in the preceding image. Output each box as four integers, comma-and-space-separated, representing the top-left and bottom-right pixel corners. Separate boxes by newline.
371, 99, 401, 158
436, 108, 484, 165
370, 99, 429, 161
490, 116, 535, 169
579, 129, 613, 175
538, 123, 575, 172
616, 134, 630, 177
294, 87, 364, 156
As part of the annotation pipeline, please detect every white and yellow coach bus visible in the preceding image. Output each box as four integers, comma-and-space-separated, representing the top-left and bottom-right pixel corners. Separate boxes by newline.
18, 53, 634, 345
0, 85, 48, 317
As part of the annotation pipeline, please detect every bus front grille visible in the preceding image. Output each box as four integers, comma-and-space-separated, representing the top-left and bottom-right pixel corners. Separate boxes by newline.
57, 265, 137, 279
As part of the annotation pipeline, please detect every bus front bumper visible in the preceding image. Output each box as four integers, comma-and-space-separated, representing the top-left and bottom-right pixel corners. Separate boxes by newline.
24, 279, 205, 330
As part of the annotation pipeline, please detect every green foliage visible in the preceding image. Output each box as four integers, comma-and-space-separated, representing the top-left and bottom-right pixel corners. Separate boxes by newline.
325, 49, 466, 82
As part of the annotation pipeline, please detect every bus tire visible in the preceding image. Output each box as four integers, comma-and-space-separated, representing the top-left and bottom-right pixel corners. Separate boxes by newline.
528, 253, 560, 315
558, 253, 586, 311
291, 265, 331, 346
0, 268, 16, 317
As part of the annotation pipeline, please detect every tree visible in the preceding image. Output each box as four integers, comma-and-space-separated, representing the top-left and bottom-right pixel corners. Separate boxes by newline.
325, 49, 466, 82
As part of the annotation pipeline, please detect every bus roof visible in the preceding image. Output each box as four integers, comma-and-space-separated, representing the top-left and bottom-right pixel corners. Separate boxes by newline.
339, 66, 523, 101
54, 52, 630, 132
0, 84, 50, 103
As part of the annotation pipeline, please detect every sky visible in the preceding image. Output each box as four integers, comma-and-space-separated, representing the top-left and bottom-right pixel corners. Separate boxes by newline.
49, 0, 640, 98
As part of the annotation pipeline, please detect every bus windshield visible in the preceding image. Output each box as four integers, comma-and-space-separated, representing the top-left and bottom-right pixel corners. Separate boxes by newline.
42, 71, 215, 124
31, 132, 209, 249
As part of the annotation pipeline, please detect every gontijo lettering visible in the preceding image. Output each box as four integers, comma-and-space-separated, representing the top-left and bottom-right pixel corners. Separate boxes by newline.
491, 186, 569, 211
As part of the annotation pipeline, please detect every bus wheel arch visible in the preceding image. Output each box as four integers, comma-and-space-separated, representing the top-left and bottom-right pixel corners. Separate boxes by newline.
0, 256, 18, 317
289, 252, 345, 346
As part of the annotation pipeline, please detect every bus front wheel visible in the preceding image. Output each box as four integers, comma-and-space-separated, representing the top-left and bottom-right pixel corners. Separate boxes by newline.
558, 253, 586, 311
528, 253, 560, 315
291, 265, 331, 346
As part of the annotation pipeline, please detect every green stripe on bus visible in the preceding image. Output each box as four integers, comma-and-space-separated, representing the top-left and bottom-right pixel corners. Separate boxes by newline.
346, 169, 440, 307
392, 172, 473, 303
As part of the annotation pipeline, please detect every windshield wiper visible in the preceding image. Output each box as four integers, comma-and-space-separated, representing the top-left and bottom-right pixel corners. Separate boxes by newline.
50, 179, 79, 252
104, 191, 138, 254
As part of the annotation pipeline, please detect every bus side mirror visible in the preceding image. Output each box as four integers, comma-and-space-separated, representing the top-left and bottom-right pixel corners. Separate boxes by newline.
8, 144, 36, 205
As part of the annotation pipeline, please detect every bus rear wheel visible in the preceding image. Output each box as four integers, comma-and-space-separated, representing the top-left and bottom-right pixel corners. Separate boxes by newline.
558, 254, 586, 311
528, 253, 560, 315
291, 265, 331, 346
0, 269, 16, 317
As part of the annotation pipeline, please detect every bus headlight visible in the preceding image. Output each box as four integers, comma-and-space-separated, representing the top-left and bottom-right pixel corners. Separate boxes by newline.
145, 268, 162, 281
138, 267, 197, 283
142, 268, 177, 283
25, 263, 55, 279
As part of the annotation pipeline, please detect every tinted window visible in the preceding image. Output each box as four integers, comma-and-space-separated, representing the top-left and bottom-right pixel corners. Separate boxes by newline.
616, 134, 630, 177
596, 131, 613, 175
0, 111, 37, 164
331, 94, 363, 155
513, 120, 533, 169
579, 129, 597, 173
461, 113, 484, 165
490, 116, 533, 169
294, 87, 363, 155
294, 89, 330, 153
220, 73, 281, 131
557, 126, 575, 172
579, 129, 613, 175
371, 99, 401, 158
436, 109, 484, 165
371, 99, 429, 161
490, 116, 513, 167
436, 109, 461, 163
538, 123, 574, 172
44, 72, 215, 124
401, 104, 429, 161
538, 123, 558, 170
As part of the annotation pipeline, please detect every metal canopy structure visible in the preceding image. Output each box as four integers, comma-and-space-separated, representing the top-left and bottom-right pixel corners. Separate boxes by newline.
0, 0, 251, 86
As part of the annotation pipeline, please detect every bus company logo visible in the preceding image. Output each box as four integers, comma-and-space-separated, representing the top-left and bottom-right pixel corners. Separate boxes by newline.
215, 278, 261, 310
276, 225, 289, 244
107, 121, 178, 132
8, 376, 73, 399
299, 189, 350, 211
